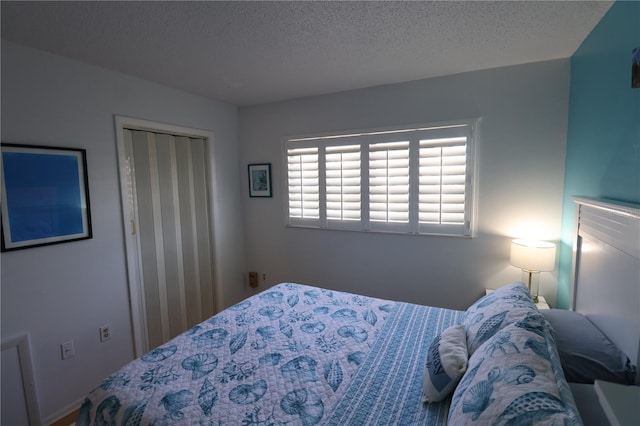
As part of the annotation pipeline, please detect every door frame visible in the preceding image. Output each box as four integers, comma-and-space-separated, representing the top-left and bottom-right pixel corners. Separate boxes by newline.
114, 115, 222, 357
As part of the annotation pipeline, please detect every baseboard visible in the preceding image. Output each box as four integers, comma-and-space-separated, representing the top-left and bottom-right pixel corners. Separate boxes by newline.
45, 398, 83, 426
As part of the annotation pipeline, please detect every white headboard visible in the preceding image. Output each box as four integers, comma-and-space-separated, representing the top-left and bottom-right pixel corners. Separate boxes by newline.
571, 196, 640, 381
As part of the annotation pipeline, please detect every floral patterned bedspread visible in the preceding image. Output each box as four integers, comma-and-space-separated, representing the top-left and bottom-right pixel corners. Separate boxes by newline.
77, 283, 405, 425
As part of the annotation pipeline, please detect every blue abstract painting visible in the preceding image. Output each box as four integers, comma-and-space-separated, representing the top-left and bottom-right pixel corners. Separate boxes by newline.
1, 144, 92, 251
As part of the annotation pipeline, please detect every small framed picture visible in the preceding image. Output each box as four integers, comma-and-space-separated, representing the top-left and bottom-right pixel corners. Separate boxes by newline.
248, 163, 272, 198
1, 143, 92, 251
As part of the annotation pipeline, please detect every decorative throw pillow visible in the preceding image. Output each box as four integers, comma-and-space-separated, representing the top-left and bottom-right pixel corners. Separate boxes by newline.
449, 313, 582, 425
463, 282, 538, 355
422, 325, 468, 402
541, 309, 637, 384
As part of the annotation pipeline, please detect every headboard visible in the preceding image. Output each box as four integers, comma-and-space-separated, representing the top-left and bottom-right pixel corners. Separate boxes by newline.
571, 196, 640, 382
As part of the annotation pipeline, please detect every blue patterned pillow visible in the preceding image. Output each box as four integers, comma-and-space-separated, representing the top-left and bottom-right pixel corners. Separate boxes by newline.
449, 313, 582, 425
463, 282, 537, 355
422, 325, 468, 402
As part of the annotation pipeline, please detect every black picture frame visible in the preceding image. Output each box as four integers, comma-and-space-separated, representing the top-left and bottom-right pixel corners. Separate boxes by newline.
1, 143, 92, 251
248, 163, 272, 197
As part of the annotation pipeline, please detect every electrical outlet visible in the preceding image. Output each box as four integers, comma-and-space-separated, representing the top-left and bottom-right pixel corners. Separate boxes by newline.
100, 324, 111, 342
248, 272, 258, 289
261, 273, 267, 282
61, 340, 74, 359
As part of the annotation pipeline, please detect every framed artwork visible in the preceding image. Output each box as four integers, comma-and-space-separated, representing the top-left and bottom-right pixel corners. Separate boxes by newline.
248, 163, 272, 197
1, 143, 92, 251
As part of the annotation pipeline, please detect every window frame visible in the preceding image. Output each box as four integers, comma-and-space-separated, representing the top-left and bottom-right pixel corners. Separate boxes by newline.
283, 119, 478, 238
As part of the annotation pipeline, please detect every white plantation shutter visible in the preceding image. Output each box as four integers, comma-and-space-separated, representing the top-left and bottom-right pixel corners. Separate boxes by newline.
326, 145, 361, 222
419, 137, 468, 232
284, 121, 476, 236
287, 147, 319, 223
369, 141, 410, 228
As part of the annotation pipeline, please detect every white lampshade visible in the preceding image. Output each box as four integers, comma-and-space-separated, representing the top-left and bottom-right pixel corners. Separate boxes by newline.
510, 239, 556, 272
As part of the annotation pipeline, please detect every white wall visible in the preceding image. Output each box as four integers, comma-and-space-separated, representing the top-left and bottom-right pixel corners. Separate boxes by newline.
0, 41, 246, 423
239, 59, 569, 311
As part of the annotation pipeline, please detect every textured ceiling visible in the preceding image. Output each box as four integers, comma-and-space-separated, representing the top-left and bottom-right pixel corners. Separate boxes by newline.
1, 1, 613, 106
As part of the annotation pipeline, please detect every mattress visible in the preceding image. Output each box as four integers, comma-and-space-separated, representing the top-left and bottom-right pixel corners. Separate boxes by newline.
76, 283, 464, 425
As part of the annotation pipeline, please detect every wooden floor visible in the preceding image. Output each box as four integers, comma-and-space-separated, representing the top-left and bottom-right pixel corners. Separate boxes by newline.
50, 409, 78, 426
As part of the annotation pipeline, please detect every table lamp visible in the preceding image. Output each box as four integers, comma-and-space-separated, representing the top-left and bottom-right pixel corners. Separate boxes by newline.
510, 239, 556, 302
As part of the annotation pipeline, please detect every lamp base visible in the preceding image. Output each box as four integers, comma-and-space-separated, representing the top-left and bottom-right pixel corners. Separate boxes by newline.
522, 270, 540, 303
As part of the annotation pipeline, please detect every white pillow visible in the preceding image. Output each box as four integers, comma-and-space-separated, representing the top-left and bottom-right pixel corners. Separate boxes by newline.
422, 324, 468, 402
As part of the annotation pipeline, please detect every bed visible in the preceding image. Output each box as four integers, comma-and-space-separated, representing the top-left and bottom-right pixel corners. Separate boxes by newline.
76, 197, 639, 425
561, 197, 640, 425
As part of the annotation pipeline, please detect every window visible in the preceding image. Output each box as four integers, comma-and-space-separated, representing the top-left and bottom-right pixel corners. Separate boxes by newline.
284, 121, 477, 237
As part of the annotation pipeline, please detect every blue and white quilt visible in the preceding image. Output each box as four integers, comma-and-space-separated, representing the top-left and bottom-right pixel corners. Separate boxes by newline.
77, 283, 463, 425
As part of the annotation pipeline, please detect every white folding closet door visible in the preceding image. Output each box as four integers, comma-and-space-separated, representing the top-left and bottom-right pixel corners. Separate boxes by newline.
124, 129, 215, 351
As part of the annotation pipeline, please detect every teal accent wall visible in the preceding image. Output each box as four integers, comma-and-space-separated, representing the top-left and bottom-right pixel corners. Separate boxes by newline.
558, 1, 640, 308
